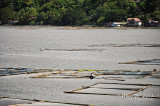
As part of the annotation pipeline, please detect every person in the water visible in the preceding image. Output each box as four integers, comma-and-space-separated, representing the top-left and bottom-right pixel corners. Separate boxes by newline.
90, 72, 95, 79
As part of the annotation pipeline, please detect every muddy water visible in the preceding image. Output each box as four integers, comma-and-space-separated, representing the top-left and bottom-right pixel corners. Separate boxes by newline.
0, 26, 160, 106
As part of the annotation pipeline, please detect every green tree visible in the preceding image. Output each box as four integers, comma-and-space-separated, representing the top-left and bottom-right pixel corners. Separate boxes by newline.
61, 9, 88, 25
36, 11, 46, 23
17, 7, 38, 24
105, 9, 127, 22
144, 0, 160, 13
151, 10, 160, 21
0, 0, 159, 26
0, 3, 15, 24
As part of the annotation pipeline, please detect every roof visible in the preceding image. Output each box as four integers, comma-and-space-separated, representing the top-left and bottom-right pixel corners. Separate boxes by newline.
127, 18, 141, 21
148, 19, 159, 23
134, 18, 140, 21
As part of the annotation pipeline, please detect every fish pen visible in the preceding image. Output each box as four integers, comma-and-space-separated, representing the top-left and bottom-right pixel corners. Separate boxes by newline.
64, 82, 160, 99
29, 69, 158, 80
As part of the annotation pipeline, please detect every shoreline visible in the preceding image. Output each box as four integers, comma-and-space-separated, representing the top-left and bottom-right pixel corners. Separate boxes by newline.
0, 25, 160, 29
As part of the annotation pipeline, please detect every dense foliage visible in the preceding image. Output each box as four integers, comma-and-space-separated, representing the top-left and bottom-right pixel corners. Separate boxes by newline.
0, 0, 159, 26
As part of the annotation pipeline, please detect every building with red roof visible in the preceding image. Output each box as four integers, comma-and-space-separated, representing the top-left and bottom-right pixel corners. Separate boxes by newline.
145, 19, 159, 26
127, 18, 142, 27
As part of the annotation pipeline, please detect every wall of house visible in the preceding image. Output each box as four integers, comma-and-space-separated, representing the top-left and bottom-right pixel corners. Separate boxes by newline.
134, 21, 142, 26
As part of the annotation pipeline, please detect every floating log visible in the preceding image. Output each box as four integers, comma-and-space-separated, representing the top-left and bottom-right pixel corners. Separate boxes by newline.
0, 96, 9, 99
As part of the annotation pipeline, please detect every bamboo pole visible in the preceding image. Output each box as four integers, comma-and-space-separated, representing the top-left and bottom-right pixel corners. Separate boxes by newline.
133, 96, 160, 99
66, 91, 121, 96
91, 87, 140, 91
100, 82, 160, 86
119, 59, 160, 65
64, 82, 101, 93
127, 85, 152, 96
2, 96, 93, 106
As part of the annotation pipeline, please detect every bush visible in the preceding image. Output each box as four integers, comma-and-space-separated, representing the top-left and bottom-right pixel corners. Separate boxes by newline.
29, 21, 35, 25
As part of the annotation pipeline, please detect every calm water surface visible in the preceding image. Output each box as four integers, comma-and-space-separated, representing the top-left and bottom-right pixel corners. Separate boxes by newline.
0, 26, 160, 70
0, 26, 160, 106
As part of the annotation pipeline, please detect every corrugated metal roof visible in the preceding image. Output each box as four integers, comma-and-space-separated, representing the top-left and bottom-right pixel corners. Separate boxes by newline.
134, 18, 140, 21
127, 18, 141, 21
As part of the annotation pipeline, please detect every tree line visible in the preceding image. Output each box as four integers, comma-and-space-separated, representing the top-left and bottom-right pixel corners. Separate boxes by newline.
0, 0, 159, 26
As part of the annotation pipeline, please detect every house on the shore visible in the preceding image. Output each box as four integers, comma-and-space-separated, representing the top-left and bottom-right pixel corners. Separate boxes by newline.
8, 20, 19, 25
145, 19, 159, 27
127, 18, 142, 27
111, 22, 126, 27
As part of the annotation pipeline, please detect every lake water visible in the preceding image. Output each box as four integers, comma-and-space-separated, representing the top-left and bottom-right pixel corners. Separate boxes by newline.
0, 26, 160, 106
0, 26, 160, 70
